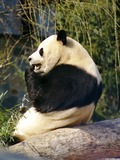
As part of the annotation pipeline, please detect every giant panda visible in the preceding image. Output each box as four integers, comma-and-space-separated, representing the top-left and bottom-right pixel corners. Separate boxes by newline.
13, 30, 102, 141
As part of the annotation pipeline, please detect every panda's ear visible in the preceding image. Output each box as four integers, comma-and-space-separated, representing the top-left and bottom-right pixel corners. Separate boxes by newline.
57, 30, 67, 45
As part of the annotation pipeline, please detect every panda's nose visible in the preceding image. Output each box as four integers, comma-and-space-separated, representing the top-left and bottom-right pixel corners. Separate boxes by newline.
28, 56, 32, 62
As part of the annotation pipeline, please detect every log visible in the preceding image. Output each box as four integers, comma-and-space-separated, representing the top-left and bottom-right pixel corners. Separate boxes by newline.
9, 118, 120, 160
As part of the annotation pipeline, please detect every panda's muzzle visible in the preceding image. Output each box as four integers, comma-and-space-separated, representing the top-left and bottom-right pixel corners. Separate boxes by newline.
28, 56, 43, 72
31, 64, 41, 72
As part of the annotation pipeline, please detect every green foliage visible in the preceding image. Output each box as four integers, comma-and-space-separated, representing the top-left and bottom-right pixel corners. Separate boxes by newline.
0, 108, 14, 146
0, 92, 21, 146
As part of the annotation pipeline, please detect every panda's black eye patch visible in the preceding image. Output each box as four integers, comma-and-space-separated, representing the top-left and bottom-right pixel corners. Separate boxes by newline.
39, 48, 44, 56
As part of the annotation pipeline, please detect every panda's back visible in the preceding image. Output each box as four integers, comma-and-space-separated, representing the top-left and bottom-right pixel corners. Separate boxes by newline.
65, 37, 102, 84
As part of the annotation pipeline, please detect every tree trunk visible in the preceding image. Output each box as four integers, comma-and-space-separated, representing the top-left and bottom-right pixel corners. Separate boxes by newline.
9, 118, 120, 160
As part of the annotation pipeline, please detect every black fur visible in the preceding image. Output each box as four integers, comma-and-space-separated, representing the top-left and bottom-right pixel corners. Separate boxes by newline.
25, 64, 102, 113
57, 30, 67, 45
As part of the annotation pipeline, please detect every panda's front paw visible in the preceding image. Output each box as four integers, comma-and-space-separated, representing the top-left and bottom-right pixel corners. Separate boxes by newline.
25, 67, 33, 84
25, 67, 34, 77
26, 66, 34, 72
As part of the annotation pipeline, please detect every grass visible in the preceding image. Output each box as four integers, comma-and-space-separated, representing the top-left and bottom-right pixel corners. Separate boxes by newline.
0, 92, 23, 146
0, 108, 16, 146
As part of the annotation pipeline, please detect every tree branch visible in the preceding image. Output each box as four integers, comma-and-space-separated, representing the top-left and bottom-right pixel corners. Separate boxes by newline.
9, 118, 120, 160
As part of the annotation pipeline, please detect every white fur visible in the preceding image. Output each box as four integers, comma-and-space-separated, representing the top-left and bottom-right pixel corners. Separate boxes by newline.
14, 103, 95, 141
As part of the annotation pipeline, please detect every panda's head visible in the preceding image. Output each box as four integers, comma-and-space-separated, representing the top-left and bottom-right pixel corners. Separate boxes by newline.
28, 30, 68, 74
28, 30, 101, 84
